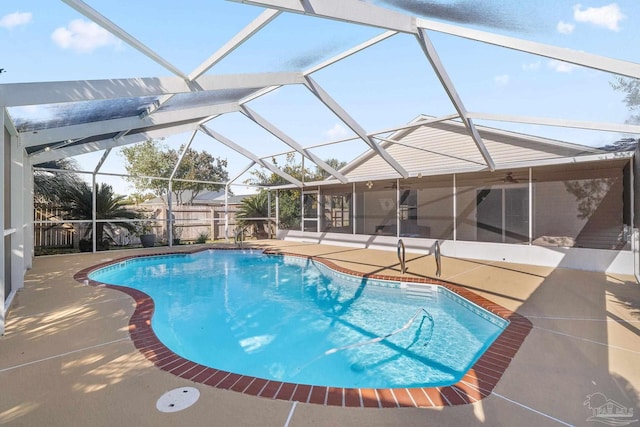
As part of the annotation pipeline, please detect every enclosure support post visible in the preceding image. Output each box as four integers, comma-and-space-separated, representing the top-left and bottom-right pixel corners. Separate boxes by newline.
453, 174, 457, 241
529, 167, 533, 245
352, 182, 356, 235
317, 185, 321, 233
10, 131, 24, 295
168, 131, 196, 247
224, 183, 229, 242
267, 190, 272, 238
396, 178, 400, 238
24, 156, 34, 269
168, 181, 173, 246
275, 190, 280, 236
0, 111, 5, 335
92, 148, 111, 252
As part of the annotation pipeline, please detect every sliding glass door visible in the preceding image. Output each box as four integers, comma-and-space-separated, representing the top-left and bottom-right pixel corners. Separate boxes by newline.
476, 187, 529, 243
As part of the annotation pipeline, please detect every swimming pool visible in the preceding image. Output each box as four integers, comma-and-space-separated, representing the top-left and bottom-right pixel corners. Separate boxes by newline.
88, 249, 508, 390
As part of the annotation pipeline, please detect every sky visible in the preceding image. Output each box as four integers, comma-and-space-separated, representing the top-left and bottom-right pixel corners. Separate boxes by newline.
1, 0, 639, 195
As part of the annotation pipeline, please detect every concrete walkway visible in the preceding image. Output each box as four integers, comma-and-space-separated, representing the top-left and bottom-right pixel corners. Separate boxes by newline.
1, 241, 639, 426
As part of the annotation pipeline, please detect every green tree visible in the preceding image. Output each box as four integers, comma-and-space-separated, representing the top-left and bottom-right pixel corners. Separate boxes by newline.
246, 154, 305, 229
611, 77, 640, 124
33, 158, 83, 204
315, 157, 347, 179
122, 192, 156, 206
120, 140, 229, 205
244, 154, 346, 229
60, 182, 139, 251
236, 191, 270, 238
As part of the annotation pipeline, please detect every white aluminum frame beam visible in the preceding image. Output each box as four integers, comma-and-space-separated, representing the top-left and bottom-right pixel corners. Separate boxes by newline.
416, 17, 640, 80
231, 0, 416, 33
303, 76, 408, 178
373, 135, 487, 167
20, 102, 240, 147
1, 73, 303, 107
167, 131, 197, 244
91, 148, 111, 252
240, 105, 348, 183
416, 29, 495, 171
169, 131, 197, 181
61, 0, 187, 78
304, 30, 398, 75
188, 9, 281, 81
236, 31, 399, 106
3, 109, 18, 137
199, 125, 303, 187
0, 111, 4, 335
369, 114, 460, 137
142, 10, 283, 120
467, 112, 640, 135
234, 0, 640, 79
31, 121, 201, 164
228, 161, 257, 186
10, 134, 25, 295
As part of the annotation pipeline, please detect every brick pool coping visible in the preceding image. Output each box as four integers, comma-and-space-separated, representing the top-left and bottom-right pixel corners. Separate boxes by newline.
73, 247, 532, 408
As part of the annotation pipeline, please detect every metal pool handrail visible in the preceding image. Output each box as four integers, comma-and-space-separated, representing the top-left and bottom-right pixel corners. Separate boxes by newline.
434, 241, 442, 278
234, 226, 248, 248
397, 239, 406, 274
324, 307, 434, 356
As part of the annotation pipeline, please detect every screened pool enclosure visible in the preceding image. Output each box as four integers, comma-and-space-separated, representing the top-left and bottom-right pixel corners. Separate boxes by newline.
2, 0, 640, 335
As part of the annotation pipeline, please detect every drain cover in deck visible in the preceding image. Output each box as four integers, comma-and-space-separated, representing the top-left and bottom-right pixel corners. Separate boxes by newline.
156, 387, 200, 413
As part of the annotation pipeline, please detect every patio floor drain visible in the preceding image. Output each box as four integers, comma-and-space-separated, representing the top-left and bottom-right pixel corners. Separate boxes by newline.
156, 387, 200, 413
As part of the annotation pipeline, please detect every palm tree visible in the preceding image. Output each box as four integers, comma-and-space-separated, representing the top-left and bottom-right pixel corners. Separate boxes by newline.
236, 191, 270, 238
33, 159, 83, 204
60, 182, 139, 251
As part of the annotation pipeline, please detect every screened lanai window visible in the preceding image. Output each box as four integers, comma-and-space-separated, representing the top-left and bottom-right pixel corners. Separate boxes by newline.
320, 185, 352, 233
355, 180, 397, 236
408, 176, 454, 240
303, 191, 318, 232
531, 164, 627, 249
277, 189, 301, 231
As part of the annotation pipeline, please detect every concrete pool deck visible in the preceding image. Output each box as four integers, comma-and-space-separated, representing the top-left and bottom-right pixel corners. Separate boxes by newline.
1, 240, 639, 426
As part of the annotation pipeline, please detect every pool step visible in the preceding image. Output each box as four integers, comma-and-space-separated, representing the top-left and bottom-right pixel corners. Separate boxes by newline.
402, 282, 438, 300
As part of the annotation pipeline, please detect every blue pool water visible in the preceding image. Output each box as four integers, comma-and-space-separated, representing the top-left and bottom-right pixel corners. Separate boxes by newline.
89, 250, 507, 388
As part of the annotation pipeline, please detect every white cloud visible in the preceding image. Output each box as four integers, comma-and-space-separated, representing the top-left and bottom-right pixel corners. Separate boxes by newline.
0, 11, 32, 29
557, 20, 575, 34
324, 123, 350, 140
494, 74, 510, 86
522, 61, 541, 71
573, 3, 625, 31
51, 19, 120, 53
547, 59, 576, 73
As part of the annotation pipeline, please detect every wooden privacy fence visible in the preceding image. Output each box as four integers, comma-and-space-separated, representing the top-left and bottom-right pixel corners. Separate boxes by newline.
155, 205, 242, 241
34, 204, 244, 248
34, 205, 75, 248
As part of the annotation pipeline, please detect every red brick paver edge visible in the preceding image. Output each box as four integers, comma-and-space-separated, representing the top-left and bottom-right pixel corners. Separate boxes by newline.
74, 246, 532, 408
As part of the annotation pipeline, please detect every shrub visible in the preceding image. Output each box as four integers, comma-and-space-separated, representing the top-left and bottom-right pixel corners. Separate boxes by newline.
196, 231, 209, 244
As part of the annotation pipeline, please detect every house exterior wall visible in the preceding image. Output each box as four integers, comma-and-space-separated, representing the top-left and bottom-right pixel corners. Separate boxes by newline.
343, 121, 593, 181
276, 159, 632, 273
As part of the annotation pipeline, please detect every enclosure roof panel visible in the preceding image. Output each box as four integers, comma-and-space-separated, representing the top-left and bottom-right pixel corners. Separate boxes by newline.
1, 0, 639, 188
